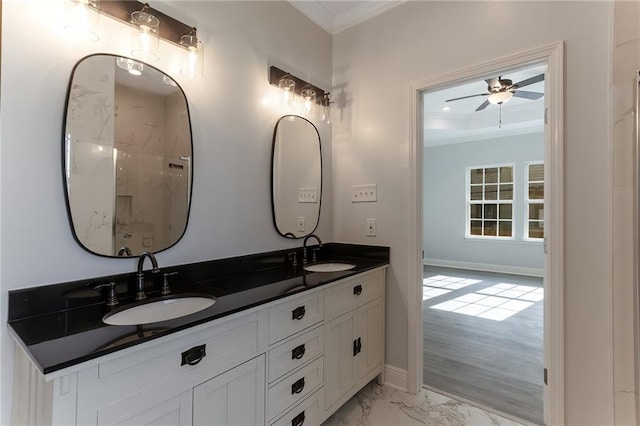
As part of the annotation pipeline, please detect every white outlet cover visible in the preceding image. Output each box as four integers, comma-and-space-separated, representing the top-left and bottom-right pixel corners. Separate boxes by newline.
366, 218, 377, 236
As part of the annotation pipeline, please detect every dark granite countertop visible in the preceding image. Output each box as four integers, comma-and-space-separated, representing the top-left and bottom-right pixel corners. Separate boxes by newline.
8, 243, 389, 375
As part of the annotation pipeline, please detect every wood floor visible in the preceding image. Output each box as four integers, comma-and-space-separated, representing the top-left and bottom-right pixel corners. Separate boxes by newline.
422, 266, 543, 425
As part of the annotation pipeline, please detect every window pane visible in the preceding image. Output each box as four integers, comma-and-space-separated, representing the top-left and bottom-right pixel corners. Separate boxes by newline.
470, 168, 483, 184
484, 204, 497, 219
529, 183, 544, 199
500, 166, 513, 183
485, 184, 497, 200
498, 221, 512, 237
484, 221, 497, 236
470, 204, 482, 219
499, 204, 512, 219
470, 220, 482, 235
499, 184, 513, 200
470, 185, 482, 200
529, 221, 544, 238
529, 204, 544, 220
529, 164, 544, 182
485, 168, 498, 183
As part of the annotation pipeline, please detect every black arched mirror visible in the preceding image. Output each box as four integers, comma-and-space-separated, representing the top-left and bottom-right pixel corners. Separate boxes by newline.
271, 115, 322, 238
63, 54, 193, 257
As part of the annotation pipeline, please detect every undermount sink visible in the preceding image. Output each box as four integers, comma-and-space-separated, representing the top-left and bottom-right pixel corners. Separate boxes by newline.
102, 295, 216, 326
303, 262, 356, 273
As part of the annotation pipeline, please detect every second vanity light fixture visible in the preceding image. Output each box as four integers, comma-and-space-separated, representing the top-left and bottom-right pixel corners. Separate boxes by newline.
64, 0, 204, 79
269, 66, 330, 121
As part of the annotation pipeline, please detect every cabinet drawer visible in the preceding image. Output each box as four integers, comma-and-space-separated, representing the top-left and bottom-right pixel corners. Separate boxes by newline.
267, 357, 323, 420
268, 325, 323, 383
269, 387, 324, 426
269, 290, 323, 344
325, 270, 383, 320
95, 312, 260, 407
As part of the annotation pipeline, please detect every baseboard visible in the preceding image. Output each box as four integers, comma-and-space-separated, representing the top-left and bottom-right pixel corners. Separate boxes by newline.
423, 258, 543, 277
384, 364, 408, 392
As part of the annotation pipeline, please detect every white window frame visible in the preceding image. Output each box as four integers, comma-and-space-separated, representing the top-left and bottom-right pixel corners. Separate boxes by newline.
465, 163, 515, 240
525, 161, 544, 241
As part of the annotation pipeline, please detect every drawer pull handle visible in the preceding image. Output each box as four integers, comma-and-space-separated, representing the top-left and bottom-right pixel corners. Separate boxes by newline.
291, 411, 305, 426
353, 337, 362, 356
292, 306, 306, 320
291, 377, 305, 394
181, 344, 206, 366
292, 344, 306, 360
353, 285, 363, 295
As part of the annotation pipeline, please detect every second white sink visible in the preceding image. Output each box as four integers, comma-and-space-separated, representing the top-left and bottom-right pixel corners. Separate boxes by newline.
304, 262, 356, 273
103, 295, 216, 326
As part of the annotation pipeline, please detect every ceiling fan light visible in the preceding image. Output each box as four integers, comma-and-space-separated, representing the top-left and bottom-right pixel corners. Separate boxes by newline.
488, 91, 513, 105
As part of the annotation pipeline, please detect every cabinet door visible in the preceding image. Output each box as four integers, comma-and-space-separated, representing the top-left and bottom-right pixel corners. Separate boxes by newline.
354, 298, 383, 380
98, 390, 192, 425
324, 311, 357, 409
193, 355, 266, 426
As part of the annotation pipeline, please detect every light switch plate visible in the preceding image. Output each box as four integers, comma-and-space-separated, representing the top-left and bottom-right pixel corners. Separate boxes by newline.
351, 184, 377, 202
298, 187, 318, 203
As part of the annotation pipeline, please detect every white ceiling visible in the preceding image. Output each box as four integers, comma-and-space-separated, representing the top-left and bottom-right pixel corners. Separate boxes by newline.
288, 0, 405, 34
423, 64, 546, 146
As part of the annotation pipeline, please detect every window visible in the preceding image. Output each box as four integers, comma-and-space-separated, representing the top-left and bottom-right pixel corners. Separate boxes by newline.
467, 165, 514, 238
527, 162, 544, 239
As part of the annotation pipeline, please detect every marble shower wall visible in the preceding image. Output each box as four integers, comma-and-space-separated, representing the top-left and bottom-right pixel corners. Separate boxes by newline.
66, 56, 116, 255
612, 1, 640, 423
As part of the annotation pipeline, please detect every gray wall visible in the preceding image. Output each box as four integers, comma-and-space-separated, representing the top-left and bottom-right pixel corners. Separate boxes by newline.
0, 1, 332, 422
423, 132, 544, 274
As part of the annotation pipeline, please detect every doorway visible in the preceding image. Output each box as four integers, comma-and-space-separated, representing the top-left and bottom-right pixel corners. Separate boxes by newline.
407, 43, 565, 426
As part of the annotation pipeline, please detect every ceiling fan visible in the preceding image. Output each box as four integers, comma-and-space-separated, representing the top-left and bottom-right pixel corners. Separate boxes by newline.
445, 73, 545, 112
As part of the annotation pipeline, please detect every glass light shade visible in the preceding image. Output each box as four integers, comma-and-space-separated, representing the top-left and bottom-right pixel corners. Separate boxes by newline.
301, 88, 316, 116
116, 57, 144, 76
278, 78, 295, 110
488, 91, 513, 105
180, 34, 204, 79
63, 0, 100, 42
131, 11, 160, 62
321, 105, 331, 124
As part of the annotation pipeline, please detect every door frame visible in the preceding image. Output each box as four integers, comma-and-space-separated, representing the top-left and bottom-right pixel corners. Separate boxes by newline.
406, 41, 564, 425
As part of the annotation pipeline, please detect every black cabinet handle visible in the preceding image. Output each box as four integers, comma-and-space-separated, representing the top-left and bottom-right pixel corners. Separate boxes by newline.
291, 377, 305, 394
353, 285, 363, 295
353, 337, 362, 356
181, 344, 206, 366
291, 411, 305, 426
292, 306, 306, 320
292, 344, 306, 360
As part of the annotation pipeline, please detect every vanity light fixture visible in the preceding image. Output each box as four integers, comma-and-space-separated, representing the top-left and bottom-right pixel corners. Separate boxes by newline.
180, 28, 204, 79
130, 4, 160, 62
301, 87, 316, 116
269, 66, 327, 116
116, 57, 144, 76
63, 0, 100, 41
321, 93, 333, 124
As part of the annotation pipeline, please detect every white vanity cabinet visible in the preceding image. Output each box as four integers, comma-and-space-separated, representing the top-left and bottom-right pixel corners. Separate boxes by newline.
12, 266, 387, 426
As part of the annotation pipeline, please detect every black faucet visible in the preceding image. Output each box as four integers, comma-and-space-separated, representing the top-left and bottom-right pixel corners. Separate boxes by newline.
303, 234, 322, 264
135, 251, 160, 300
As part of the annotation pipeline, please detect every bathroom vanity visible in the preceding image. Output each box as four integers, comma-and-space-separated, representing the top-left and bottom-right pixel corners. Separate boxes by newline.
9, 244, 388, 425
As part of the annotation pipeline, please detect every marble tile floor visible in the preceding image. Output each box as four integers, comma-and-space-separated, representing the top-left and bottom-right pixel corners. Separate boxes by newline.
323, 381, 527, 426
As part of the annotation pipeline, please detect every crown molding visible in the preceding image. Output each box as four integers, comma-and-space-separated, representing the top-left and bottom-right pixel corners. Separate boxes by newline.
288, 1, 335, 33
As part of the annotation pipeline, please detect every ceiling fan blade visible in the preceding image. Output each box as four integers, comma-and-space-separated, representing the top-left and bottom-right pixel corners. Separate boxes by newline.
475, 99, 491, 111
514, 73, 544, 88
445, 93, 489, 102
513, 90, 544, 100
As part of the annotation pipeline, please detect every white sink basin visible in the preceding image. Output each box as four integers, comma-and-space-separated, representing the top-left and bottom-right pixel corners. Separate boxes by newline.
304, 262, 356, 273
103, 295, 216, 326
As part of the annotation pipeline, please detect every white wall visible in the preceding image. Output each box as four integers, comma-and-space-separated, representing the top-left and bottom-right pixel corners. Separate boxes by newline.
424, 133, 544, 274
0, 1, 332, 423
333, 1, 614, 423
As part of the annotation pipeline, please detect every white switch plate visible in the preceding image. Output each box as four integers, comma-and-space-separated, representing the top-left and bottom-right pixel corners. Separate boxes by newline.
297, 216, 305, 232
366, 218, 377, 236
298, 187, 318, 203
351, 184, 377, 202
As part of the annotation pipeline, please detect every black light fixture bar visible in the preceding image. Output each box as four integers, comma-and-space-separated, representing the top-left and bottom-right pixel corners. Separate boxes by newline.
269, 66, 326, 104
100, 1, 196, 47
